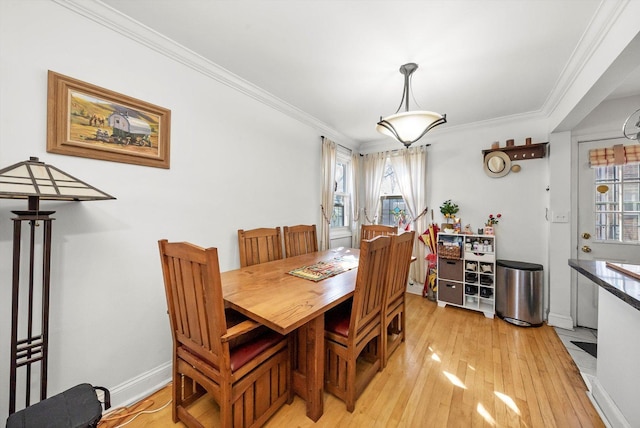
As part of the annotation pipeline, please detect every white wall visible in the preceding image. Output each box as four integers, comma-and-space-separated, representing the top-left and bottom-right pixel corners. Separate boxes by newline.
0, 0, 356, 419
1, 0, 638, 422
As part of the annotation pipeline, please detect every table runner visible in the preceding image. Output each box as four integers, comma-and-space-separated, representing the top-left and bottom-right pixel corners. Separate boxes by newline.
288, 257, 358, 282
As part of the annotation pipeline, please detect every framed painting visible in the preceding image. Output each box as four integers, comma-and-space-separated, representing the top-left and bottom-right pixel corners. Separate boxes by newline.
47, 70, 171, 169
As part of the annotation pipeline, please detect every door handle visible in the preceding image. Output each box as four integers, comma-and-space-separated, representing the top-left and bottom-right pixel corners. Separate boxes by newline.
582, 232, 591, 239
581, 245, 592, 253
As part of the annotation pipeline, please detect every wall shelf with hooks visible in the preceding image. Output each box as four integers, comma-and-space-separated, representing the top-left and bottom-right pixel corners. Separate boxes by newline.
482, 142, 548, 161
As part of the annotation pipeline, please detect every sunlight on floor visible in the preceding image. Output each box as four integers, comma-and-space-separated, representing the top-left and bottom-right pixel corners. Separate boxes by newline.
477, 403, 497, 426
494, 391, 521, 415
443, 371, 467, 389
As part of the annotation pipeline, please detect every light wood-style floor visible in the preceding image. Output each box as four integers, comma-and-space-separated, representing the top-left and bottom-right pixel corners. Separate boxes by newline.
98, 294, 604, 427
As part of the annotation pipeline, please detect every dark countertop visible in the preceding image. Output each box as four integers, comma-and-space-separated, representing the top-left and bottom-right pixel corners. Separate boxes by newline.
569, 259, 640, 311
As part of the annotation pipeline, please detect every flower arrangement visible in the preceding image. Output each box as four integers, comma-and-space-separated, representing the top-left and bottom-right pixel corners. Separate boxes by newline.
439, 199, 459, 223
486, 213, 502, 226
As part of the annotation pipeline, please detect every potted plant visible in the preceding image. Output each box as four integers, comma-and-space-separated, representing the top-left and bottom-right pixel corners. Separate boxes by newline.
439, 199, 459, 230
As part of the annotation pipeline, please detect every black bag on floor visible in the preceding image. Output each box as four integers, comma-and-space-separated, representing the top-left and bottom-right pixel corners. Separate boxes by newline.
6, 383, 110, 428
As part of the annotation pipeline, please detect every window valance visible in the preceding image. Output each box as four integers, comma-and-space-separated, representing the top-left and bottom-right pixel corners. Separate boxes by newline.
589, 144, 640, 167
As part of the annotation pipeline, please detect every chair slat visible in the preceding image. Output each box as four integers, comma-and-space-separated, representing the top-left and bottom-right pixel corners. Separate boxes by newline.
381, 231, 415, 367
238, 227, 283, 267
283, 225, 318, 258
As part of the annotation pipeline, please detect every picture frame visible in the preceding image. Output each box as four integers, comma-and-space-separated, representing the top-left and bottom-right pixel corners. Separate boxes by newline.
47, 71, 171, 169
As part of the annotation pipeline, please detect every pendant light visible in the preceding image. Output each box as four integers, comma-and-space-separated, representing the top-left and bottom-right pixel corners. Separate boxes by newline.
376, 63, 446, 148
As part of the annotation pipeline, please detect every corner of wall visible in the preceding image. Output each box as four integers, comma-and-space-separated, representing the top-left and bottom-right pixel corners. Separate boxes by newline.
106, 361, 172, 411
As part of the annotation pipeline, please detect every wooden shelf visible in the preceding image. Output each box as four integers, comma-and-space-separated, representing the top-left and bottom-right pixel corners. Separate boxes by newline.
482, 142, 548, 161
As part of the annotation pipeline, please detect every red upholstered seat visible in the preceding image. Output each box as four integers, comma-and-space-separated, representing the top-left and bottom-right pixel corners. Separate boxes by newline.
325, 302, 352, 337
230, 330, 285, 372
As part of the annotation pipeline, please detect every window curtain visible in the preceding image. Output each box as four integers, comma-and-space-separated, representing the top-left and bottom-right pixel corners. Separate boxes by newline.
389, 145, 429, 284
320, 137, 336, 250
362, 152, 387, 227
350, 151, 361, 247
589, 144, 640, 167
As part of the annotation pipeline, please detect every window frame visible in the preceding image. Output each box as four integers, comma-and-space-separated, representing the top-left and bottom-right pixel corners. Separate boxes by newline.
378, 156, 408, 227
593, 163, 640, 244
330, 147, 352, 236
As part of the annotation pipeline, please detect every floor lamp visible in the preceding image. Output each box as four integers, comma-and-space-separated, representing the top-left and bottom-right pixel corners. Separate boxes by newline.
0, 157, 115, 414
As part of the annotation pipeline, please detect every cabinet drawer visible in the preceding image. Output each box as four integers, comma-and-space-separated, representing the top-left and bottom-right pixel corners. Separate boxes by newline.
438, 258, 463, 281
438, 280, 463, 305
464, 251, 494, 263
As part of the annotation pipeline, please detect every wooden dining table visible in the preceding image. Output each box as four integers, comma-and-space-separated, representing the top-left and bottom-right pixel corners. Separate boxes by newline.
220, 247, 360, 421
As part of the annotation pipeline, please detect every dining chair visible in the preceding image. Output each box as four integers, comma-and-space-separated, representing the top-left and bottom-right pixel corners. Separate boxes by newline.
381, 231, 415, 368
360, 224, 397, 240
324, 235, 392, 412
237, 227, 283, 267
158, 240, 291, 428
283, 224, 318, 258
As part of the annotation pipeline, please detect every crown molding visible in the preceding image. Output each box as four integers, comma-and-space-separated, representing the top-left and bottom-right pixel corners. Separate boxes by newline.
51, 0, 357, 147
542, 0, 630, 118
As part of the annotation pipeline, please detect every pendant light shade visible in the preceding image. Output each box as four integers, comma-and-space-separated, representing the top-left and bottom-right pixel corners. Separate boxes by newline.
376, 63, 446, 148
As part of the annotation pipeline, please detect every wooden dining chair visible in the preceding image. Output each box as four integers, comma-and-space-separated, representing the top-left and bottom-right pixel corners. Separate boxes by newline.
237, 227, 283, 267
324, 235, 392, 412
158, 240, 291, 428
360, 224, 397, 240
283, 224, 318, 258
381, 231, 415, 368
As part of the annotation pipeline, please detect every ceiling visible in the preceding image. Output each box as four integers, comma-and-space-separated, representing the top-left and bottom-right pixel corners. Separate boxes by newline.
98, 0, 640, 146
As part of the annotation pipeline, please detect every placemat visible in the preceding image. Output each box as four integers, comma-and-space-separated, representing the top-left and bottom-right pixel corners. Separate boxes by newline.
288, 257, 358, 282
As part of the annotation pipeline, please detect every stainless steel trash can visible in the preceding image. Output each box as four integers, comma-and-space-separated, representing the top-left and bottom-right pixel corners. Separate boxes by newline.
496, 260, 543, 327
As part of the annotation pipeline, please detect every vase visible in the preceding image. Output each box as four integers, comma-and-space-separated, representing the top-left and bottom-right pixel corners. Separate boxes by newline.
483, 226, 494, 235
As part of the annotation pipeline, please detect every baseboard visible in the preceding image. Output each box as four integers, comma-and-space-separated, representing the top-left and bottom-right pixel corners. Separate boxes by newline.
406, 282, 424, 296
106, 361, 172, 411
546, 312, 574, 330
591, 377, 631, 428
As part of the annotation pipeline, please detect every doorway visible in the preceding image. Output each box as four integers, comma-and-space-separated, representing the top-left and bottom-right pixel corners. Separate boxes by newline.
575, 137, 640, 328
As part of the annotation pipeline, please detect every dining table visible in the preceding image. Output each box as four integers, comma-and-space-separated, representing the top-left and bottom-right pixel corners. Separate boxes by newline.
220, 247, 360, 422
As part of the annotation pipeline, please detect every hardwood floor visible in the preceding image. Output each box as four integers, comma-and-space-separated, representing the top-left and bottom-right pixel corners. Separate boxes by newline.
98, 294, 604, 427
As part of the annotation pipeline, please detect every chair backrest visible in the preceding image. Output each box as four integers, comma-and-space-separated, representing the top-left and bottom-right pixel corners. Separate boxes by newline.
360, 224, 397, 241
283, 224, 318, 257
385, 231, 415, 307
350, 235, 392, 343
237, 227, 283, 267
158, 240, 227, 368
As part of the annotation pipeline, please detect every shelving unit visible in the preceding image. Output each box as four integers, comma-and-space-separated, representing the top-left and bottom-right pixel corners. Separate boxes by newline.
436, 233, 496, 318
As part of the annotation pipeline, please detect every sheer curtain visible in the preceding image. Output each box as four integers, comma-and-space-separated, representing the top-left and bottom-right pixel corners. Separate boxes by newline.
389, 145, 429, 284
350, 151, 361, 247
362, 152, 387, 227
320, 137, 336, 250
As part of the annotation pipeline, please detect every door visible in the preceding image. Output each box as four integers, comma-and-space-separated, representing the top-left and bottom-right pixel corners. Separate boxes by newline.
576, 138, 640, 328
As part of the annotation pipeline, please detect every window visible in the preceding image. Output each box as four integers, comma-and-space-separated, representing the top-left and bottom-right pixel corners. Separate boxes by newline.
331, 149, 351, 229
594, 163, 640, 242
379, 157, 408, 227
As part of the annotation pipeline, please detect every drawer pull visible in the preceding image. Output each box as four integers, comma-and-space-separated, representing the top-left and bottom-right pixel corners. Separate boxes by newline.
446, 284, 456, 288
446, 261, 456, 265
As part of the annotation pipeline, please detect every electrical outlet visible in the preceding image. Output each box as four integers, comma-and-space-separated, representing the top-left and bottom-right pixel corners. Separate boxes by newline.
552, 211, 569, 223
